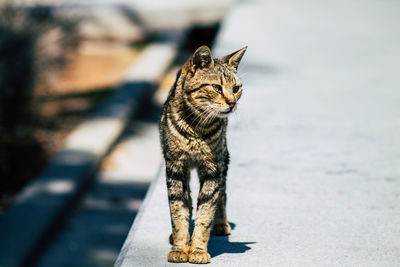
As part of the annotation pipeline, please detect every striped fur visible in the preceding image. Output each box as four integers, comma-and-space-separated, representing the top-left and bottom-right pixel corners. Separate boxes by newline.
159, 45, 247, 264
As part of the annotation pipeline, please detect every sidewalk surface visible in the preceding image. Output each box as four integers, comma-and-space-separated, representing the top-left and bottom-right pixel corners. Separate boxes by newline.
38, 105, 162, 266
117, 0, 400, 266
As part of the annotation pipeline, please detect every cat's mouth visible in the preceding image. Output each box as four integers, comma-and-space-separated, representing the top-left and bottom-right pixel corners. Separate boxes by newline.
209, 104, 236, 117
219, 107, 234, 115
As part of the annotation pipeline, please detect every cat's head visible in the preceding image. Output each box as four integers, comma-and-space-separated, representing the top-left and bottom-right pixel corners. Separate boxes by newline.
181, 45, 247, 118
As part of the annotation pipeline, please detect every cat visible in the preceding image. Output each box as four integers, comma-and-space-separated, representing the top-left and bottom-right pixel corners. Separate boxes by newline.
159, 45, 247, 264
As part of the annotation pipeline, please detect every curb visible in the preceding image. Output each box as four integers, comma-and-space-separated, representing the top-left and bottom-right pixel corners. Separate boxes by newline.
0, 41, 179, 267
114, 164, 166, 267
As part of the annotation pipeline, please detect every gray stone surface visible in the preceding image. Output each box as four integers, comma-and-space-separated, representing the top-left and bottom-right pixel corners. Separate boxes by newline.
0, 42, 177, 267
117, 0, 400, 266
38, 106, 163, 266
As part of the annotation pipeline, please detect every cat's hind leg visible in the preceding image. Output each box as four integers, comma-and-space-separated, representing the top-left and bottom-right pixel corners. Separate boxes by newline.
212, 185, 231, 236
212, 153, 231, 236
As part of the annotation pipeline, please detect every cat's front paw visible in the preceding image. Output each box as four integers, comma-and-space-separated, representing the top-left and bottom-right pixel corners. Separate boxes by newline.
188, 250, 210, 264
168, 249, 188, 263
212, 222, 231, 236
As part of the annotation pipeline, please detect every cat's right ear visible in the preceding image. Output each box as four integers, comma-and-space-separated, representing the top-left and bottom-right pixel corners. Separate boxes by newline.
184, 45, 214, 74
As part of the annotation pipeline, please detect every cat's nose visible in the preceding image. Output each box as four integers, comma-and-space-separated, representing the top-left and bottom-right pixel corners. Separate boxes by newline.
227, 101, 236, 109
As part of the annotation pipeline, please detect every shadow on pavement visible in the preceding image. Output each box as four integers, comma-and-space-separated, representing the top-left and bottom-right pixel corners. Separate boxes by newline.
35, 96, 162, 266
208, 222, 255, 258
37, 181, 151, 267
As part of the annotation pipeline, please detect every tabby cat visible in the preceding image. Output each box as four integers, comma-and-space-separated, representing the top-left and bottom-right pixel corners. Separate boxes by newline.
159, 45, 247, 264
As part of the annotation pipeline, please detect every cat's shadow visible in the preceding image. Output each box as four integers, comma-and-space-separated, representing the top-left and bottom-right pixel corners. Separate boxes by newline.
190, 221, 256, 258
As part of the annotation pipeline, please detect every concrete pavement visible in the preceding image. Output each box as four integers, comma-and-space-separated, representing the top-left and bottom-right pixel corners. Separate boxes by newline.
117, 0, 400, 266
37, 101, 162, 267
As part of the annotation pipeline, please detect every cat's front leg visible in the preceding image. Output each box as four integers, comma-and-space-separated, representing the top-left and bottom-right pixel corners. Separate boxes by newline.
189, 170, 221, 264
166, 164, 191, 263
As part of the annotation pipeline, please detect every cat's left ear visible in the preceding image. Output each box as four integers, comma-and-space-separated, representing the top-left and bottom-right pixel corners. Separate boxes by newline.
220, 46, 248, 72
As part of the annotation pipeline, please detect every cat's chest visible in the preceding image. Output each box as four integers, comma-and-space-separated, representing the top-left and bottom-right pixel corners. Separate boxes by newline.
185, 136, 214, 155
184, 142, 215, 168
182, 133, 224, 161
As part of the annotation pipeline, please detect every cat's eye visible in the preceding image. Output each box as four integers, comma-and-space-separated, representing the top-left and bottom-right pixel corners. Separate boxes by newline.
233, 85, 241, 93
212, 84, 223, 94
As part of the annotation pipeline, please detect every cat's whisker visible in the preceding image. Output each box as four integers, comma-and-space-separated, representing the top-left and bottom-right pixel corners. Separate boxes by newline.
182, 107, 198, 124
202, 107, 216, 127
179, 101, 209, 132
192, 106, 208, 132
203, 109, 217, 127
177, 107, 199, 134
238, 72, 248, 79
197, 107, 214, 131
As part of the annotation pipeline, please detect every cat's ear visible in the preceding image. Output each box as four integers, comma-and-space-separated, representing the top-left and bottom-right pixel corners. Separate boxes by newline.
188, 45, 214, 73
220, 46, 248, 72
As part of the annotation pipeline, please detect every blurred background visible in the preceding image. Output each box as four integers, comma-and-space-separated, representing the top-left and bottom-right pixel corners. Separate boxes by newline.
0, 0, 233, 266
2, 0, 400, 266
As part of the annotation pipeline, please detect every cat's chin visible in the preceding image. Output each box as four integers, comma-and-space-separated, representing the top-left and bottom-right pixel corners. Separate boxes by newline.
217, 110, 231, 118
219, 106, 237, 117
